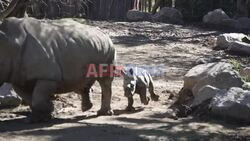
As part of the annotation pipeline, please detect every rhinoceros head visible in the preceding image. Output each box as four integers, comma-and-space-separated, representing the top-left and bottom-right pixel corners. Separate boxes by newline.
122, 68, 136, 97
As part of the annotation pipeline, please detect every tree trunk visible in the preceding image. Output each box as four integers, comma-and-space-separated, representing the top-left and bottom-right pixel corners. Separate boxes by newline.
148, 0, 152, 12
152, 0, 163, 14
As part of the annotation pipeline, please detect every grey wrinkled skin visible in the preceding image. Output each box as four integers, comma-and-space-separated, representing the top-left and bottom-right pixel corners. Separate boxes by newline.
0, 17, 116, 122
122, 67, 159, 111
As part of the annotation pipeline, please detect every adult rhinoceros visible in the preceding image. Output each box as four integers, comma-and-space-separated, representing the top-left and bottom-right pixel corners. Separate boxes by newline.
0, 17, 116, 122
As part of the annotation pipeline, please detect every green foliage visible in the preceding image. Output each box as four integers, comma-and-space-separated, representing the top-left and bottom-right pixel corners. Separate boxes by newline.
230, 59, 242, 72
243, 75, 250, 82
230, 59, 250, 83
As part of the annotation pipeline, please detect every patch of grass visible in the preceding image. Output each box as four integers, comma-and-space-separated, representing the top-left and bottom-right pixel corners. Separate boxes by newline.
230, 59, 242, 72
243, 75, 250, 82
229, 59, 250, 82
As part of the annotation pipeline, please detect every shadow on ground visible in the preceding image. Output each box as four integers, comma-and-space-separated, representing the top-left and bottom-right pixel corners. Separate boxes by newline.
114, 116, 250, 141
1, 112, 250, 141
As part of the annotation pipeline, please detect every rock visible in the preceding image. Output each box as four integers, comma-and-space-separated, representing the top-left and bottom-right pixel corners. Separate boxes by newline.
152, 7, 183, 24
210, 87, 250, 122
170, 88, 194, 117
203, 9, 230, 25
194, 57, 222, 65
243, 82, 250, 90
127, 10, 152, 22
178, 62, 250, 121
191, 85, 224, 107
192, 66, 244, 96
221, 19, 239, 29
0, 83, 22, 108
216, 33, 250, 55
221, 17, 250, 31
184, 62, 244, 96
237, 17, 250, 30
227, 41, 250, 55
216, 33, 246, 50
195, 58, 208, 65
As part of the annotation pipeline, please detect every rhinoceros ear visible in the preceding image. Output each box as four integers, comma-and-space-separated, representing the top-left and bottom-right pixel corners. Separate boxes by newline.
129, 68, 134, 75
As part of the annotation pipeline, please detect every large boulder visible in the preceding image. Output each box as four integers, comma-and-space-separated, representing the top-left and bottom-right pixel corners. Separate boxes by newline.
210, 87, 250, 122
184, 62, 244, 96
216, 33, 246, 50
175, 62, 250, 123
221, 17, 250, 31
221, 19, 239, 30
203, 9, 230, 25
127, 10, 152, 22
0, 83, 22, 108
153, 7, 183, 24
184, 62, 244, 106
228, 41, 250, 55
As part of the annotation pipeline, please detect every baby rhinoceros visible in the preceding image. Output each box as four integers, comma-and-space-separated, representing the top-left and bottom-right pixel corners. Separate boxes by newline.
122, 67, 159, 111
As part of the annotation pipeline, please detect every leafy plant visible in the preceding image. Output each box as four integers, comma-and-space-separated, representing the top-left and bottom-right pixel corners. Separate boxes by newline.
230, 59, 242, 72
230, 59, 250, 83
243, 75, 250, 82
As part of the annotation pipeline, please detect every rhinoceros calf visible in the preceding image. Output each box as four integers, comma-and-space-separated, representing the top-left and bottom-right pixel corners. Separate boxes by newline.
122, 67, 159, 111
0, 17, 116, 122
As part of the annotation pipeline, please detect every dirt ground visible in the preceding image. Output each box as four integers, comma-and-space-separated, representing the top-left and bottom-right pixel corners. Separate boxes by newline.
1, 21, 250, 141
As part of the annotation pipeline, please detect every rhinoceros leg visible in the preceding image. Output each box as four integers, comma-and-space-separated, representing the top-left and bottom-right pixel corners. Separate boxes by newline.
126, 96, 135, 111
148, 77, 159, 101
97, 77, 113, 115
77, 79, 96, 112
31, 80, 57, 122
138, 87, 150, 105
